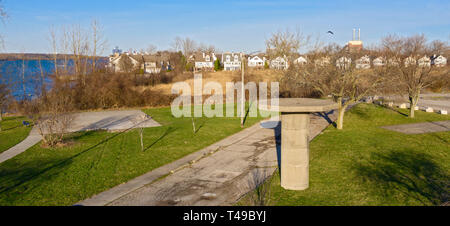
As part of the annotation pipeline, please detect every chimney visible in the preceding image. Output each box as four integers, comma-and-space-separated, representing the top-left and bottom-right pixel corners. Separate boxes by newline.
353, 29, 356, 41
358, 28, 361, 41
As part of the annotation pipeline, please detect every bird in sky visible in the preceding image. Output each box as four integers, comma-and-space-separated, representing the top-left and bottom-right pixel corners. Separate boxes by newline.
327, 31, 334, 35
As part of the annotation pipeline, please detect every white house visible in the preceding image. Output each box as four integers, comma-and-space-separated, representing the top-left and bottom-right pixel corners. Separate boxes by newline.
108, 53, 141, 73
248, 55, 266, 68
140, 54, 171, 74
404, 56, 417, 67
388, 57, 400, 66
222, 52, 242, 71
270, 56, 289, 70
314, 56, 331, 67
373, 57, 386, 67
336, 56, 352, 69
191, 52, 216, 71
293, 56, 308, 65
356, 55, 371, 69
418, 55, 431, 67
432, 55, 447, 67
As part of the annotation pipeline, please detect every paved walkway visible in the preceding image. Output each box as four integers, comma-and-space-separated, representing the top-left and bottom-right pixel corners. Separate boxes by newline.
0, 110, 161, 164
381, 93, 450, 112
382, 121, 450, 134
78, 110, 339, 206
0, 127, 41, 164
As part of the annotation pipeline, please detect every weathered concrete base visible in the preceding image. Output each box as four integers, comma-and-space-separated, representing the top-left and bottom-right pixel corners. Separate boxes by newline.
281, 113, 310, 190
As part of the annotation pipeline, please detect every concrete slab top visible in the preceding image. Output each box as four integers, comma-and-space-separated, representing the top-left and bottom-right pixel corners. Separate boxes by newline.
261, 98, 339, 113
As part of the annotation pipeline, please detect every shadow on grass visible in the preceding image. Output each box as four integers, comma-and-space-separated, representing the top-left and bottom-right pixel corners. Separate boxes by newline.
1, 125, 25, 132
144, 126, 177, 152
195, 118, 208, 134
352, 150, 449, 205
0, 129, 129, 197
315, 110, 337, 128
378, 104, 409, 117
242, 102, 254, 126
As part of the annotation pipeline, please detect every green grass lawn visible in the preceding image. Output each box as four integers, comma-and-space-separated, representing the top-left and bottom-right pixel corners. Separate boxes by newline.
0, 117, 32, 154
0, 105, 265, 206
239, 104, 450, 206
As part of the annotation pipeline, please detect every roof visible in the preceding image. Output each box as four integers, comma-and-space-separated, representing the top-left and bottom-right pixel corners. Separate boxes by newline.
222, 52, 243, 61
129, 54, 171, 63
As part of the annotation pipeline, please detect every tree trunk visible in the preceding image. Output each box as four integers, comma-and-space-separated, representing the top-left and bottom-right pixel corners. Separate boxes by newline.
140, 128, 144, 151
337, 107, 346, 130
191, 117, 196, 134
409, 102, 415, 118
336, 97, 345, 130
409, 92, 420, 118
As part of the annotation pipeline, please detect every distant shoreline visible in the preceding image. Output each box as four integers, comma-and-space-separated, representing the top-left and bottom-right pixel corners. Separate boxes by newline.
0, 53, 107, 61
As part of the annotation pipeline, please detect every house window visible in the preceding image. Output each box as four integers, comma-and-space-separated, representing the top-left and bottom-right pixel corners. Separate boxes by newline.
226, 55, 231, 62
234, 55, 238, 62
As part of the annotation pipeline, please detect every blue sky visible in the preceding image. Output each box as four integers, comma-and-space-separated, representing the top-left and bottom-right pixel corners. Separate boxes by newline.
1, 0, 449, 55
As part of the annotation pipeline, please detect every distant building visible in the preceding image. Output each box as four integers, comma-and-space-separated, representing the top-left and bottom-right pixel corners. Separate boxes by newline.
270, 56, 289, 70
315, 56, 331, 67
108, 53, 172, 74
373, 57, 386, 67
293, 56, 308, 65
112, 46, 122, 55
190, 52, 216, 71
140, 54, 171, 74
336, 56, 352, 69
356, 55, 371, 69
108, 54, 140, 73
418, 55, 431, 67
432, 55, 447, 67
347, 28, 363, 53
248, 55, 266, 68
404, 56, 417, 67
222, 52, 242, 71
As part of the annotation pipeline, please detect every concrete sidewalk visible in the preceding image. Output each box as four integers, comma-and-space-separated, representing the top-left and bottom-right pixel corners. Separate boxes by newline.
78, 110, 338, 206
0, 127, 41, 164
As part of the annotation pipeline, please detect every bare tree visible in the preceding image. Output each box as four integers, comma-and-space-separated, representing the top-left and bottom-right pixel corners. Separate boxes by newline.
173, 37, 197, 57
266, 28, 309, 61
0, 0, 7, 48
59, 25, 70, 74
24, 78, 74, 147
146, 44, 157, 55
0, 82, 10, 130
91, 19, 107, 72
170, 36, 182, 53
382, 34, 446, 118
69, 24, 89, 78
48, 25, 59, 76
281, 44, 385, 130
197, 43, 215, 53
118, 55, 135, 73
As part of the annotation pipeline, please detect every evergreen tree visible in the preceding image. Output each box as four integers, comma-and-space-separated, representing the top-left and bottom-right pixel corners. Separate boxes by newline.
214, 59, 221, 71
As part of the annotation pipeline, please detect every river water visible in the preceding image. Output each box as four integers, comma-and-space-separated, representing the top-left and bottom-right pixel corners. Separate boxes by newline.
0, 59, 106, 100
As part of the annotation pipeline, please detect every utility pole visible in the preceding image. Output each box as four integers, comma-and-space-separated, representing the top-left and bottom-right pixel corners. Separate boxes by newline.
241, 53, 245, 128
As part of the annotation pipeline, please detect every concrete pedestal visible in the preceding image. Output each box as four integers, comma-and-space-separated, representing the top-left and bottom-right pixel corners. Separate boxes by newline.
281, 112, 310, 190
272, 98, 338, 191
